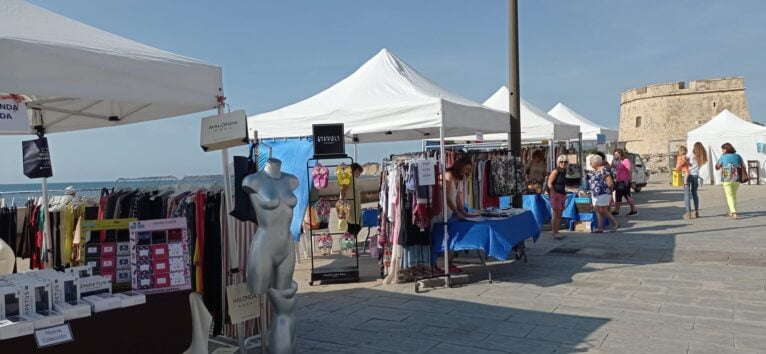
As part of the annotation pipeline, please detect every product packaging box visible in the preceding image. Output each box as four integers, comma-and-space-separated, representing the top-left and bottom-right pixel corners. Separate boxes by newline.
114, 291, 146, 308
151, 244, 168, 259
78, 275, 112, 298
153, 273, 170, 288
0, 316, 34, 340
100, 242, 117, 257
82, 293, 121, 313
152, 259, 169, 274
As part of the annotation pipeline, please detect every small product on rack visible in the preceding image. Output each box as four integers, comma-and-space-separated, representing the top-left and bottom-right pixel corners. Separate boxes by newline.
128, 218, 191, 294
80, 219, 136, 291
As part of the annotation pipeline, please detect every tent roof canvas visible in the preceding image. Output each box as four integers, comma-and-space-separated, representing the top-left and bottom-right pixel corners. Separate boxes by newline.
547, 102, 618, 142
248, 49, 510, 143
0, 0, 223, 134
688, 109, 766, 139
478, 86, 580, 142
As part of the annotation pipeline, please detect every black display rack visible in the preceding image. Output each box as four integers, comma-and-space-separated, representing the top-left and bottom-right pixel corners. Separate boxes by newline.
306, 156, 360, 285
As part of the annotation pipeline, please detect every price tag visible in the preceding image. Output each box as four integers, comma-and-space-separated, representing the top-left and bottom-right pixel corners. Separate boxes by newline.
34, 323, 74, 348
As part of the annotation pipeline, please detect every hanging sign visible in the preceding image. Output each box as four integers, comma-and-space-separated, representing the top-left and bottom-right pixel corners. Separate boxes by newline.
596, 134, 606, 145
312, 123, 345, 157
417, 159, 436, 186
0, 97, 29, 133
34, 323, 74, 348
22, 137, 53, 179
200, 110, 249, 152
226, 283, 260, 324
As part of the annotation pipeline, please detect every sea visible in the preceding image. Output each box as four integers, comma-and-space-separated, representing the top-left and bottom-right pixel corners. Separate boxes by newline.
0, 181, 181, 198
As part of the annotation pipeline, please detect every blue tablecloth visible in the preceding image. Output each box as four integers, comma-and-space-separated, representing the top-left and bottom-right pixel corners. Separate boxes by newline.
500, 194, 577, 228
432, 211, 540, 261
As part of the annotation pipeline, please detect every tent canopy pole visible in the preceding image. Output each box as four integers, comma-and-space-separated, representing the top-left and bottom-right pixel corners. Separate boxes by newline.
439, 121, 449, 284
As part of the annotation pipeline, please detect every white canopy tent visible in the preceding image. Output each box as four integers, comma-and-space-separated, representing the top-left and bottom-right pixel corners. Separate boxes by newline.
547, 102, 617, 143
0, 0, 222, 134
249, 48, 512, 284
0, 1, 240, 271
687, 109, 766, 185
249, 48, 511, 143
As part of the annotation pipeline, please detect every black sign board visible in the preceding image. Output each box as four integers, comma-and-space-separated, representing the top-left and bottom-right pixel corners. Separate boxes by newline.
22, 137, 53, 179
312, 123, 346, 158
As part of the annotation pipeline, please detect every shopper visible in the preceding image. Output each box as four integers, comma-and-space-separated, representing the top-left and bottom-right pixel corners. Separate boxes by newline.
445, 156, 478, 221
681, 143, 708, 219
589, 155, 619, 233
715, 143, 747, 219
525, 150, 548, 188
612, 149, 638, 216
547, 155, 568, 239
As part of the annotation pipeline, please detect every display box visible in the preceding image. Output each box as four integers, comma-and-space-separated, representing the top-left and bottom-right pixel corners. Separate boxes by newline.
64, 265, 93, 279
153, 273, 170, 288
152, 259, 169, 274
85, 243, 101, 258
114, 291, 146, 308
151, 244, 168, 259
99, 271, 116, 284
0, 285, 23, 319
100, 257, 116, 271
169, 256, 186, 272
82, 293, 121, 313
136, 275, 153, 290
78, 275, 112, 298
136, 260, 152, 274
0, 316, 34, 340
136, 245, 152, 260
100, 242, 117, 257
117, 242, 131, 256
168, 242, 184, 257
84, 260, 100, 273
53, 301, 91, 321
170, 272, 186, 287
116, 255, 131, 270
115, 269, 131, 285
24, 310, 66, 329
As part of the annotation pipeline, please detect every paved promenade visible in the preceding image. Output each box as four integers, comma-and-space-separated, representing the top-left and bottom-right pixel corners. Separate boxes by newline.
293, 181, 766, 354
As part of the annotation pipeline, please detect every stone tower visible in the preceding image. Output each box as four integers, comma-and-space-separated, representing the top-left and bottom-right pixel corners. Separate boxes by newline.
619, 77, 750, 155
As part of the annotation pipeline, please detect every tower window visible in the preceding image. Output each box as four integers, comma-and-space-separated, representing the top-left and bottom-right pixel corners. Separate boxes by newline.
635, 116, 642, 128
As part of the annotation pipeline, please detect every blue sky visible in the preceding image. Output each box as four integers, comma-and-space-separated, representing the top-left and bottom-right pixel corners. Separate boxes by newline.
2, 0, 765, 184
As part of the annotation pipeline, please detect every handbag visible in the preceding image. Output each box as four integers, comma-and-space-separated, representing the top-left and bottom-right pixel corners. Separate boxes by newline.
738, 155, 750, 183
229, 144, 258, 223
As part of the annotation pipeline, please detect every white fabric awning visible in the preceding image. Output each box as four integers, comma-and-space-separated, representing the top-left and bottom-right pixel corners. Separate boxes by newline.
0, 0, 223, 134
687, 110, 766, 185
248, 49, 510, 143
547, 102, 617, 142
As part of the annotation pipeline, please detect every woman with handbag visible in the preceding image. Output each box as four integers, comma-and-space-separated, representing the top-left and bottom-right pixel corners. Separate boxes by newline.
715, 143, 747, 219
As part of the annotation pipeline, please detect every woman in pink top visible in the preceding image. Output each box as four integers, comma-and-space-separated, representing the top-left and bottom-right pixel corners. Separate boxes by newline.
612, 149, 638, 216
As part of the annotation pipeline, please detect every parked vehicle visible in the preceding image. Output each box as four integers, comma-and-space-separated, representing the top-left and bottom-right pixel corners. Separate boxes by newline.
585, 152, 649, 192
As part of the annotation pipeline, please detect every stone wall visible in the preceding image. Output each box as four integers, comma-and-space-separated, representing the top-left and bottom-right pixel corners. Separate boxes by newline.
619, 77, 750, 155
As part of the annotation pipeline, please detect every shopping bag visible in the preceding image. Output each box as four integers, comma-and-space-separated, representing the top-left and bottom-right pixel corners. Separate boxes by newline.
22, 137, 53, 179
229, 144, 258, 223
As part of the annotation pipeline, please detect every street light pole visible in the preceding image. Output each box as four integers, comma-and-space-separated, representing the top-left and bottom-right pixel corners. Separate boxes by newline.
508, 0, 522, 208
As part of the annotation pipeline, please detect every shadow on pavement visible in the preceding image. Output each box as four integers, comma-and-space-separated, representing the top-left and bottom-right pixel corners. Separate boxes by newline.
295, 287, 611, 353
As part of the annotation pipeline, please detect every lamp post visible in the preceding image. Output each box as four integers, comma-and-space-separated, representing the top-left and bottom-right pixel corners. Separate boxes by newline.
508, 0, 522, 208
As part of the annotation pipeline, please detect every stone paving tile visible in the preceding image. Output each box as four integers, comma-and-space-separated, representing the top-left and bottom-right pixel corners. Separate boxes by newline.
735, 333, 766, 352
661, 303, 734, 319
687, 342, 758, 354
594, 299, 661, 313
694, 318, 766, 336
525, 325, 608, 346
424, 343, 505, 354
630, 292, 697, 305
571, 288, 634, 301
416, 325, 491, 346
475, 334, 559, 354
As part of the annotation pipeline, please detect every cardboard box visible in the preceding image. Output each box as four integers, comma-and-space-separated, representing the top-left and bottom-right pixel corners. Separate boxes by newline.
0, 285, 23, 319
24, 310, 65, 329
151, 244, 169, 259
100, 242, 117, 257
100, 257, 116, 271
153, 259, 169, 274
572, 221, 590, 232
78, 275, 112, 298
153, 273, 170, 288
53, 301, 91, 321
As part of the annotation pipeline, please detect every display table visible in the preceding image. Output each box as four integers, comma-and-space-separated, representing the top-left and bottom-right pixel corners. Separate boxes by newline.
432, 211, 540, 261
500, 194, 577, 227
3, 291, 192, 353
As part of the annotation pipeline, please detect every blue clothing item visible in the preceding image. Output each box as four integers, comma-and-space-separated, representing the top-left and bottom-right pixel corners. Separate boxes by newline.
257, 139, 314, 241
589, 168, 612, 196
718, 153, 743, 183
684, 174, 700, 213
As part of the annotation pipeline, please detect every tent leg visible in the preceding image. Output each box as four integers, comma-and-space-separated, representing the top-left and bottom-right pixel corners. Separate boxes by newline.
439, 124, 449, 286
42, 176, 50, 266
218, 104, 238, 273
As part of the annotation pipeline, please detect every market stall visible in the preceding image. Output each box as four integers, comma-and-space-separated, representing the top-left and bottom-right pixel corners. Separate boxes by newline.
687, 110, 766, 185
248, 48, 532, 286
0, 1, 247, 350
548, 102, 618, 145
